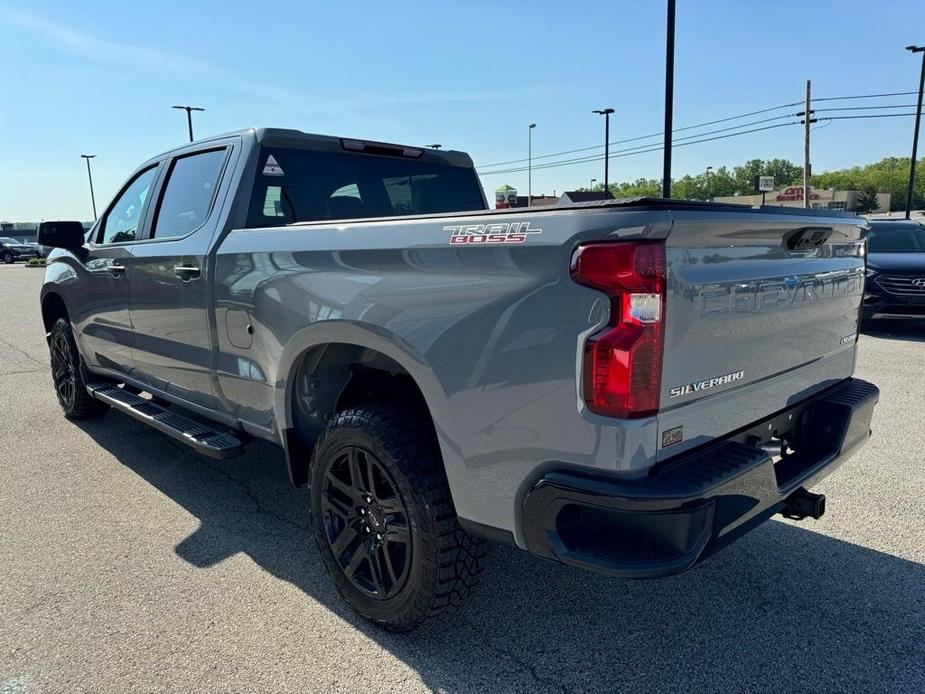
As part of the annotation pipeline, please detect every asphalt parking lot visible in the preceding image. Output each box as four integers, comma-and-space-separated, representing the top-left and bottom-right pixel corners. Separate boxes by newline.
1, 262, 923, 693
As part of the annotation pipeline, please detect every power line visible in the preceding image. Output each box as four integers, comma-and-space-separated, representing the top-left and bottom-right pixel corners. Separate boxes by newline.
480, 109, 920, 177
812, 90, 917, 102
814, 104, 918, 112
478, 89, 920, 171
480, 122, 796, 176
480, 116, 798, 174
820, 112, 920, 120
477, 101, 801, 168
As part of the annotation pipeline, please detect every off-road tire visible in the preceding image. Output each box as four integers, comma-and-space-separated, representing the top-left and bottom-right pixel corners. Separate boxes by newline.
49, 317, 109, 419
310, 403, 486, 631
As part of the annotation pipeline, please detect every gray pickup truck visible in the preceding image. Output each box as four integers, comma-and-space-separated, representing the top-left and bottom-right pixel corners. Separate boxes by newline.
38, 128, 879, 631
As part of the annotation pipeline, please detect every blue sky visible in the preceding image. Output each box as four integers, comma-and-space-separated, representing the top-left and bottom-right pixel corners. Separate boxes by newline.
1, 0, 923, 221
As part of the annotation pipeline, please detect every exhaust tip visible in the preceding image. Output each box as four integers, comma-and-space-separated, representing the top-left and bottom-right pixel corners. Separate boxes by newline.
780, 487, 826, 521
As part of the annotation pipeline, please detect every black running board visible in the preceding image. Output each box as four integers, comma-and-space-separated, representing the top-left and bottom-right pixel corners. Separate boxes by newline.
87, 383, 245, 459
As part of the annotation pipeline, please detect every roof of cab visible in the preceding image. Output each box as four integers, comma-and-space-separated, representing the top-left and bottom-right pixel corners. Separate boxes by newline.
150, 127, 474, 168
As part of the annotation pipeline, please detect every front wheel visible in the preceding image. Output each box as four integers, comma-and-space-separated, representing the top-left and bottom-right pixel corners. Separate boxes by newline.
310, 403, 485, 631
48, 318, 109, 419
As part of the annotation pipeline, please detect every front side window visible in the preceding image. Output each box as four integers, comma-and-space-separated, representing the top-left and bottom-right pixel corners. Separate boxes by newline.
151, 148, 227, 239
99, 167, 157, 244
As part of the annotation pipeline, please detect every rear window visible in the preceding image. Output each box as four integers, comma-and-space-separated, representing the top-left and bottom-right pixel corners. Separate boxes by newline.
246, 147, 484, 227
868, 222, 925, 252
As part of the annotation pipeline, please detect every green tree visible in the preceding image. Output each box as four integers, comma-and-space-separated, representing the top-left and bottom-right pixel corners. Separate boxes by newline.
609, 177, 662, 198
733, 159, 803, 194
855, 185, 881, 213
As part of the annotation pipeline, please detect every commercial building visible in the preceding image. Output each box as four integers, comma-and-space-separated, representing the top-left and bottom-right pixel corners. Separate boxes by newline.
713, 185, 891, 213
493, 185, 558, 208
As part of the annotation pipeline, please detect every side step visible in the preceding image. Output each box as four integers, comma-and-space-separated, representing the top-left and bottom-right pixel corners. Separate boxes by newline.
87, 383, 246, 459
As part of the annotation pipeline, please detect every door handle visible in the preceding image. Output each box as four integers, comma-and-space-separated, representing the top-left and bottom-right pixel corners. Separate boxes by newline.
173, 265, 201, 281
109, 263, 126, 277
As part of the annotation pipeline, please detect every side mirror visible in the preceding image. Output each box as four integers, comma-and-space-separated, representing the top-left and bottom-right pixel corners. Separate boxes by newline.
38, 221, 87, 251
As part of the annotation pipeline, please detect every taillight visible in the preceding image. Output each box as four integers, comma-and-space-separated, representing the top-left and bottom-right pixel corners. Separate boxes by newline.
570, 241, 666, 419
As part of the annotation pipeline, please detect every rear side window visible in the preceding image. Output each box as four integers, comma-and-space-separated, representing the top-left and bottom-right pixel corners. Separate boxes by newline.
151, 148, 227, 239
246, 147, 484, 227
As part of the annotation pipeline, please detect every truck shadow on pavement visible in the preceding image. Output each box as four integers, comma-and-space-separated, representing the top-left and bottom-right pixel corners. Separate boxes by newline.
76, 414, 924, 693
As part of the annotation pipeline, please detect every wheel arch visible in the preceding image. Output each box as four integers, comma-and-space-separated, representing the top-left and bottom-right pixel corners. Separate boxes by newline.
275, 323, 452, 487
41, 291, 69, 337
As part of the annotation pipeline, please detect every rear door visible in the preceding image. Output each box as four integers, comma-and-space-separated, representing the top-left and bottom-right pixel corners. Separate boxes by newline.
76, 164, 160, 376
128, 145, 234, 409
657, 210, 866, 459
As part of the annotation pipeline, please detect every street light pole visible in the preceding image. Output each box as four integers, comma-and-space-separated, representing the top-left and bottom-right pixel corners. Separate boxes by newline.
80, 154, 97, 219
662, 0, 676, 198
904, 45, 925, 219
590, 178, 597, 191
705, 165, 713, 201
593, 108, 615, 198
528, 123, 536, 206
427, 144, 442, 149
172, 105, 205, 142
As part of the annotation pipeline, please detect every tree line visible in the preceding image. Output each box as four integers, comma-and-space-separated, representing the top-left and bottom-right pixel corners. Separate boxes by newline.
590, 157, 925, 212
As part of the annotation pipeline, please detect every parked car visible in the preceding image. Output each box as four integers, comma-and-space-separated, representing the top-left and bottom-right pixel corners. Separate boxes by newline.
37, 128, 878, 631
0, 237, 38, 263
862, 219, 925, 321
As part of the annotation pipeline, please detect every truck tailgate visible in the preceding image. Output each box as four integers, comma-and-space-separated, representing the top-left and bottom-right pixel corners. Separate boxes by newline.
657, 209, 866, 460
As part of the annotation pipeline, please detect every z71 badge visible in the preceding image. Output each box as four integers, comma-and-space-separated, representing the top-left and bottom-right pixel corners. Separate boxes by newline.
446, 221, 542, 245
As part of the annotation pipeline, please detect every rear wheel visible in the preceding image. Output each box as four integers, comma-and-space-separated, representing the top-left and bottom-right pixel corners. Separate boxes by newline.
2, 251, 13, 264
310, 403, 485, 631
48, 318, 109, 419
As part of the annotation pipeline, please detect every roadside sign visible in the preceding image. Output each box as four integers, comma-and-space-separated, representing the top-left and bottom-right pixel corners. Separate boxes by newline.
757, 176, 774, 192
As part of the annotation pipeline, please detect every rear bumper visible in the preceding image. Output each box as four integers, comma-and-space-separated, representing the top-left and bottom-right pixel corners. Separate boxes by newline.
522, 378, 878, 578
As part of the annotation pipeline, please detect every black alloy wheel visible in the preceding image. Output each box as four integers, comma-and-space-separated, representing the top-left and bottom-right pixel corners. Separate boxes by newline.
321, 445, 412, 599
310, 403, 486, 631
47, 317, 109, 419
50, 329, 77, 410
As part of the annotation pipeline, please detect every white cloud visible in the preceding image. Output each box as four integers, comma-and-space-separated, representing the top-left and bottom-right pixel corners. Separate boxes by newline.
1, 11, 539, 115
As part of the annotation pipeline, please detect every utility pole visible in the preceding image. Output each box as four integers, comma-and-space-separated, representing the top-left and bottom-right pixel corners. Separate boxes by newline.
80, 154, 97, 219
172, 105, 205, 142
800, 80, 816, 209
593, 108, 615, 198
662, 0, 676, 198
528, 123, 536, 206
904, 45, 925, 219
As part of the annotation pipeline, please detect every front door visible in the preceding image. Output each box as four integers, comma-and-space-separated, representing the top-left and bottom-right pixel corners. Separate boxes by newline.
128, 146, 231, 409
75, 165, 159, 377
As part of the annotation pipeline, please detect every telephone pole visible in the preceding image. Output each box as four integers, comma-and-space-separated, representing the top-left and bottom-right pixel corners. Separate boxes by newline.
904, 45, 924, 219
593, 108, 615, 198
80, 154, 97, 219
662, 0, 676, 198
800, 80, 815, 209
527, 123, 536, 206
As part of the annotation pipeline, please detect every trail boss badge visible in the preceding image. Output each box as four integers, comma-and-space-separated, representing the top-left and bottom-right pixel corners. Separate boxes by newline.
446, 221, 542, 245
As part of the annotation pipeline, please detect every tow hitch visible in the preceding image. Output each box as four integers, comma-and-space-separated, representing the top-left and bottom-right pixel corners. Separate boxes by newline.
780, 487, 826, 521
